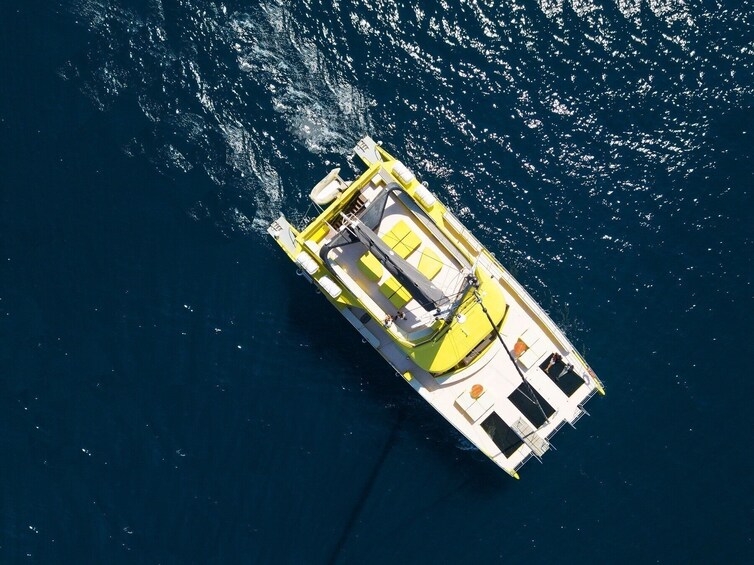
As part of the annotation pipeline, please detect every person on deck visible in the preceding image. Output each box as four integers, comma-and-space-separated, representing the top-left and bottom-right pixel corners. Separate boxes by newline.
544, 352, 562, 374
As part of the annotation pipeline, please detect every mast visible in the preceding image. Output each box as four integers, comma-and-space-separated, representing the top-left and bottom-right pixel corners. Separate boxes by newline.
474, 289, 551, 427
350, 220, 448, 312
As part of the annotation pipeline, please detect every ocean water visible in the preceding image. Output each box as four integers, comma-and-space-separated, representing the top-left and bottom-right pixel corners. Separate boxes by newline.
1, 0, 752, 562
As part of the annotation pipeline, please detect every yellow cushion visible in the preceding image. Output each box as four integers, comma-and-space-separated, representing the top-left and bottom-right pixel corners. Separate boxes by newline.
394, 231, 421, 258
403, 230, 421, 251
381, 220, 411, 250
381, 230, 402, 249
393, 242, 409, 259
379, 275, 412, 309
357, 252, 383, 282
418, 248, 442, 280
389, 285, 412, 309
390, 220, 411, 241
379, 275, 403, 299
382, 220, 421, 259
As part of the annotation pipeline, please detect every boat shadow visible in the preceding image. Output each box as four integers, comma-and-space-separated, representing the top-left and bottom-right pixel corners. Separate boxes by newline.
286, 280, 514, 488
285, 281, 517, 563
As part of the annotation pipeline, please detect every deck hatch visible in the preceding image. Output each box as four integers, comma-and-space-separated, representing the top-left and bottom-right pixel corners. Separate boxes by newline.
508, 385, 555, 428
540, 358, 585, 397
481, 412, 523, 458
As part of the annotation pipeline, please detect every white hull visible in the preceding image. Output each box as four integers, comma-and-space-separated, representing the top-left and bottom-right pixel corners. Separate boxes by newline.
269, 137, 603, 477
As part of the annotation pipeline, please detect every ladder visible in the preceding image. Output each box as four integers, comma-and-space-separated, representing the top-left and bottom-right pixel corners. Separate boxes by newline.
513, 417, 550, 460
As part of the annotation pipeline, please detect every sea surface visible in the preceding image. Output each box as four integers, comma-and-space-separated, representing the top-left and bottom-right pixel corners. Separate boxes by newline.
1, 0, 753, 562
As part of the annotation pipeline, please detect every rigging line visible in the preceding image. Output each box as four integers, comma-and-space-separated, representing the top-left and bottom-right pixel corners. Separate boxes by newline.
399, 284, 473, 316
420, 250, 465, 277
333, 215, 476, 316
345, 209, 468, 277
303, 201, 314, 219
298, 200, 318, 229
473, 290, 550, 426
327, 407, 405, 565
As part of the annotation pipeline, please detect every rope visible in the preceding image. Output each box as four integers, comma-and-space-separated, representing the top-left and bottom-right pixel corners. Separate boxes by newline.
473, 290, 550, 427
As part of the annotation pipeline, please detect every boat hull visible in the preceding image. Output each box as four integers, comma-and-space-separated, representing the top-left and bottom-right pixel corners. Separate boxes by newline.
268, 137, 603, 477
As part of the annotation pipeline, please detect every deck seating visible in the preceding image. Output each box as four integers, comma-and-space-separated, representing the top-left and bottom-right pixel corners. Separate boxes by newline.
390, 286, 412, 309
379, 275, 402, 299
417, 248, 442, 280
382, 220, 421, 259
519, 343, 547, 368
357, 252, 384, 282
379, 275, 412, 309
394, 231, 421, 259
381, 220, 409, 248
516, 328, 548, 369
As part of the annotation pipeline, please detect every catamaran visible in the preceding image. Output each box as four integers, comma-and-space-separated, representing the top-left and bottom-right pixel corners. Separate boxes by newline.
268, 136, 604, 478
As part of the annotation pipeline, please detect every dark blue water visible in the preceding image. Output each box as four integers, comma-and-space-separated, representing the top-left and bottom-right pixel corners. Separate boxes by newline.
2, 0, 752, 562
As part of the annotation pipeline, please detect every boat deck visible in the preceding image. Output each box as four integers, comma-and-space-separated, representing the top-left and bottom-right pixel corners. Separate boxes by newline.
321, 183, 467, 336
344, 254, 596, 472
269, 135, 602, 476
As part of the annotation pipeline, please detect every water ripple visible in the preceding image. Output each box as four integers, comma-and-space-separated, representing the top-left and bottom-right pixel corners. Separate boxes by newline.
64, 0, 753, 308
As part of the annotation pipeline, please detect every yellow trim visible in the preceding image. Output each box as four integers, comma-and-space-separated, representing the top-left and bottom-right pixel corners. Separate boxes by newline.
298, 163, 381, 243
310, 223, 330, 243
595, 380, 606, 396
404, 267, 507, 374
572, 351, 606, 396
